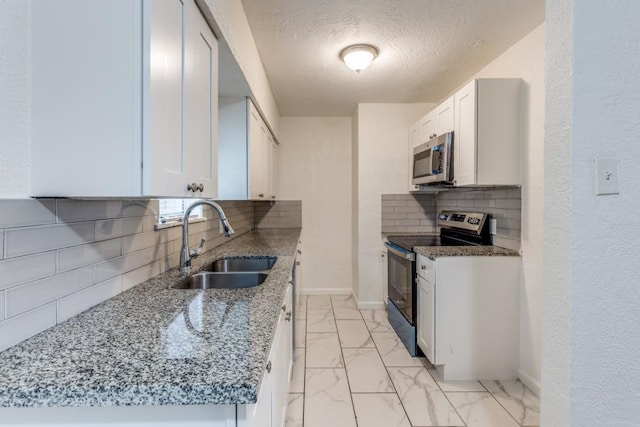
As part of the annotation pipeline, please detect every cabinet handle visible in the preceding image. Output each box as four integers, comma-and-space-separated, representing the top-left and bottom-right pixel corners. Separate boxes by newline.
285, 312, 292, 321
197, 183, 204, 192
297, 249, 301, 254
271, 195, 276, 199
187, 183, 198, 192
421, 265, 426, 270
282, 304, 286, 311
296, 261, 300, 266
266, 361, 272, 373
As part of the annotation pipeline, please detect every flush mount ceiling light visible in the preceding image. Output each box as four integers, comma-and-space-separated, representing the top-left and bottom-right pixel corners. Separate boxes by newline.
340, 44, 378, 73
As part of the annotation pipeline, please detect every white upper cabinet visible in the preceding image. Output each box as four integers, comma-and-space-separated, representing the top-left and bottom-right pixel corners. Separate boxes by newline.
453, 79, 521, 186
436, 95, 455, 135
218, 98, 278, 201
419, 110, 438, 144
30, 0, 218, 198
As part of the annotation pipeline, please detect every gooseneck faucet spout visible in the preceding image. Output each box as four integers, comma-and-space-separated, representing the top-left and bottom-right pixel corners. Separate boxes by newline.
180, 200, 235, 274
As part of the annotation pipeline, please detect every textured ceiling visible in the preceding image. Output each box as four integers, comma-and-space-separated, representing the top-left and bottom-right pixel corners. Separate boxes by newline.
239, 0, 544, 116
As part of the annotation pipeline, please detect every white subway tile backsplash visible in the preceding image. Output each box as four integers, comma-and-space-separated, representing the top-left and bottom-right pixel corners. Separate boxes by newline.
0, 199, 56, 228
142, 215, 160, 232
0, 291, 5, 320
95, 217, 144, 241
57, 277, 122, 323
5, 267, 95, 318
94, 246, 167, 283
122, 263, 161, 292
0, 197, 258, 352
57, 239, 122, 273
0, 252, 56, 291
120, 200, 157, 218
496, 198, 522, 210
57, 200, 121, 223
0, 303, 57, 352
121, 230, 167, 255
5, 222, 95, 258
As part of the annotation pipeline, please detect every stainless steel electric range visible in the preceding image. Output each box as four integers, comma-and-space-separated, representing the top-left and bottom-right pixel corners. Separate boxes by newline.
384, 211, 492, 356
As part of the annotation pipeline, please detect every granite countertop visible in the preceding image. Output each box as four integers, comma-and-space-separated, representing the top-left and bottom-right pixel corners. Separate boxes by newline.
0, 228, 301, 408
414, 245, 519, 259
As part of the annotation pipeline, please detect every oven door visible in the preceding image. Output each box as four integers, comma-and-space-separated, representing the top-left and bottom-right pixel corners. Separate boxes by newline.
385, 243, 415, 323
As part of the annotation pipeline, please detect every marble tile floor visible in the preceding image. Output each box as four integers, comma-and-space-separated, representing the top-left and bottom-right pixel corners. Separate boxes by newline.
285, 294, 540, 427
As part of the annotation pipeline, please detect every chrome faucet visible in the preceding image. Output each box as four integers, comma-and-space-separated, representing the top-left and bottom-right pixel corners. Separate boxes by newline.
180, 200, 235, 274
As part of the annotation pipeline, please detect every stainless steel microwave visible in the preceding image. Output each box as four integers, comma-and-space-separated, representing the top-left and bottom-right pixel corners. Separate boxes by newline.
412, 132, 454, 185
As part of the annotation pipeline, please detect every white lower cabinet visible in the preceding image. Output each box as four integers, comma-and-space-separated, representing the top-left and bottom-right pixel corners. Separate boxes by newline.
416, 254, 520, 380
240, 284, 293, 427
416, 274, 435, 363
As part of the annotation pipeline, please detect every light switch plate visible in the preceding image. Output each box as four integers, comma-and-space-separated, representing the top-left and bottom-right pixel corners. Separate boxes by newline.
594, 158, 619, 195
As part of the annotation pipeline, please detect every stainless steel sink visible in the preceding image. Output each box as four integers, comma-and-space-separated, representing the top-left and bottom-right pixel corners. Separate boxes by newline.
173, 272, 268, 290
205, 256, 277, 272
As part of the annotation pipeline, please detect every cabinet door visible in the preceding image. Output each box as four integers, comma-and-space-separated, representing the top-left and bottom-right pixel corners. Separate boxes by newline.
408, 124, 421, 192
145, 0, 185, 197
436, 95, 454, 135
416, 275, 436, 364
420, 111, 437, 143
454, 80, 477, 186
248, 103, 264, 200
271, 312, 287, 427
248, 356, 274, 427
183, 0, 218, 198
269, 137, 278, 200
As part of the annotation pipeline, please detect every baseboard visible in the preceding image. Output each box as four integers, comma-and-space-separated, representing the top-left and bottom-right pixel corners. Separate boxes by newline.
357, 301, 386, 310
518, 369, 541, 396
298, 288, 352, 296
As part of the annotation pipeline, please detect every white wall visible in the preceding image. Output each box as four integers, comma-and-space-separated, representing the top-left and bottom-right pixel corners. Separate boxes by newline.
277, 117, 353, 293
543, 1, 640, 424
353, 104, 430, 306
470, 24, 546, 393
200, 0, 280, 136
541, 1, 572, 424
0, 0, 30, 198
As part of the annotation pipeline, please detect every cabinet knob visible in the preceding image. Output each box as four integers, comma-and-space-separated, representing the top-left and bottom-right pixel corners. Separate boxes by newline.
197, 183, 204, 192
187, 183, 198, 192
297, 249, 301, 254
282, 304, 286, 311
296, 261, 300, 266
266, 361, 272, 373
271, 195, 276, 199
285, 312, 292, 321
259, 193, 264, 198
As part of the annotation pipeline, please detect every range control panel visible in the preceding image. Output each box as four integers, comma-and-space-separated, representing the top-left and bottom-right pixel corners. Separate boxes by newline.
437, 211, 488, 233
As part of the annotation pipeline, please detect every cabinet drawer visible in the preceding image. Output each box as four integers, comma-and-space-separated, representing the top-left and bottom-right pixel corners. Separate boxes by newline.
416, 254, 435, 282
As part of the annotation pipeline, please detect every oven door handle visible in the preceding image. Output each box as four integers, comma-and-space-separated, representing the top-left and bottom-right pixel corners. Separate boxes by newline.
385, 242, 416, 261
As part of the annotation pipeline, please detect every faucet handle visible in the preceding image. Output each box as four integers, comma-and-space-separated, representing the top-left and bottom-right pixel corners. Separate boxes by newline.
190, 237, 206, 258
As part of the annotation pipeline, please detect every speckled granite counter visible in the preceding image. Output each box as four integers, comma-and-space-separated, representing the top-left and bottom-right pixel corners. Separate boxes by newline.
414, 245, 519, 259
0, 228, 301, 408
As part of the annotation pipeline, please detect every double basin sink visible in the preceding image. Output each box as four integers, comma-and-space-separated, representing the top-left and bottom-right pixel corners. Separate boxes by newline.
173, 256, 277, 290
